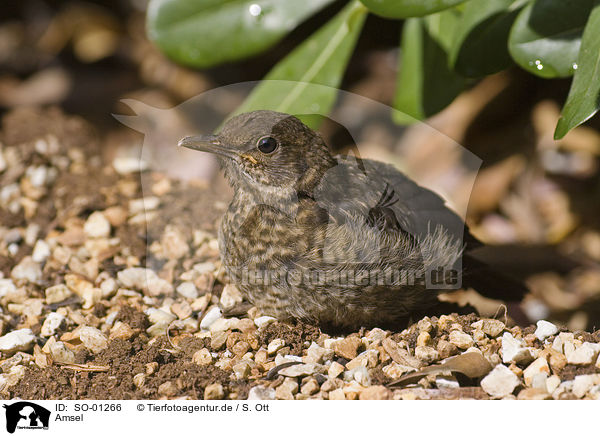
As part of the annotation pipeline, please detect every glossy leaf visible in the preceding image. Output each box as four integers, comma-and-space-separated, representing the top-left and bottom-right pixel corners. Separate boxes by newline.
234, 1, 368, 129
555, 2, 600, 139
393, 16, 465, 123
360, 0, 466, 19
509, 0, 595, 78
450, 0, 529, 77
147, 0, 334, 68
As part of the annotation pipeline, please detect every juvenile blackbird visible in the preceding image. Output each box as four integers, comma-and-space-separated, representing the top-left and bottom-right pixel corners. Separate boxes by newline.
179, 110, 527, 330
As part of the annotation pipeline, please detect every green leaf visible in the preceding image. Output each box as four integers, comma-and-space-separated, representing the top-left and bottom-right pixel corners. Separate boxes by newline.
360, 0, 466, 19
234, 1, 368, 129
555, 2, 600, 139
508, 0, 596, 78
449, 0, 529, 77
393, 16, 465, 123
147, 0, 334, 68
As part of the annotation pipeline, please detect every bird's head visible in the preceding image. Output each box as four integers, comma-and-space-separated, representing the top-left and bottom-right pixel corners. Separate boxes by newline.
178, 110, 336, 194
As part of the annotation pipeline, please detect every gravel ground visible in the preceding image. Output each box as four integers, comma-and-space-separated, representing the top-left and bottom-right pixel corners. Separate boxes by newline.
1, 107, 599, 400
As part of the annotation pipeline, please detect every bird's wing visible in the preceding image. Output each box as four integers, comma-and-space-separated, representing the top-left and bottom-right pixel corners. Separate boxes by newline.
313, 156, 467, 244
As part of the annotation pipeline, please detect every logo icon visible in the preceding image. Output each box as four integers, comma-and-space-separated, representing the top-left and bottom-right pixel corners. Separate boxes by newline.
3, 402, 50, 433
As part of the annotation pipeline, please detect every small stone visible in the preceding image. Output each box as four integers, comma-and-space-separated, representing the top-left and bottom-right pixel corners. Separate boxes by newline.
359, 385, 391, 400
501, 332, 534, 364
275, 378, 298, 400
103, 206, 128, 226
146, 362, 159, 375
118, 267, 173, 296
192, 348, 213, 365
534, 320, 558, 341
305, 342, 333, 364
332, 336, 361, 360
41, 312, 65, 337
211, 331, 228, 350
416, 331, 431, 347
45, 284, 73, 304
0, 329, 36, 354
32, 240, 51, 263
267, 338, 285, 355
176, 282, 198, 299
382, 338, 421, 368
254, 316, 276, 329
248, 386, 276, 400
566, 342, 600, 365
157, 381, 177, 397
523, 357, 550, 387
328, 361, 345, 379
146, 308, 177, 325
436, 340, 458, 359
11, 256, 42, 285
517, 388, 551, 400
278, 363, 319, 377
47, 340, 75, 364
233, 361, 251, 379
133, 373, 145, 388
471, 319, 505, 337
0, 353, 32, 373
436, 375, 460, 389
329, 388, 346, 400
171, 301, 192, 319
161, 225, 189, 260
109, 321, 136, 340
79, 326, 108, 353
415, 345, 439, 364
546, 374, 561, 393
0, 279, 16, 297
365, 328, 387, 344
346, 350, 378, 370
572, 374, 599, 398
84, 211, 111, 238
204, 383, 224, 400
301, 378, 320, 396
552, 332, 574, 353
200, 306, 223, 330
209, 317, 240, 332
220, 284, 243, 310
113, 156, 148, 175
449, 330, 474, 349
481, 364, 520, 397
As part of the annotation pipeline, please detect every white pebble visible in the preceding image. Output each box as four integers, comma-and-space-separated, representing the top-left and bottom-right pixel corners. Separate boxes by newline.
523, 357, 550, 387
480, 364, 520, 397
113, 156, 148, 175
247, 386, 275, 400
566, 342, 600, 365
84, 211, 111, 238
254, 316, 276, 329
10, 256, 42, 284
200, 306, 222, 330
267, 338, 285, 355
0, 279, 16, 297
32, 240, 51, 263
79, 326, 108, 353
41, 312, 65, 337
0, 329, 36, 354
220, 284, 242, 310
176, 282, 198, 299
501, 332, 533, 364
534, 320, 558, 341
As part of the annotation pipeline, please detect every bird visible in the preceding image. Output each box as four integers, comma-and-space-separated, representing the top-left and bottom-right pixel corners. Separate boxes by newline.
178, 110, 528, 330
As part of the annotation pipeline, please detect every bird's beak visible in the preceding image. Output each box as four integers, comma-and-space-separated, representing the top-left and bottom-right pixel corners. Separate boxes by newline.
178, 134, 239, 160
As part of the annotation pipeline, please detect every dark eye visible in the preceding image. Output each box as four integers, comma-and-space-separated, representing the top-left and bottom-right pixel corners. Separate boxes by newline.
257, 136, 278, 154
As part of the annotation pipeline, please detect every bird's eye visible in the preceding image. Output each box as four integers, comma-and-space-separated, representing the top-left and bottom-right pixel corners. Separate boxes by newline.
257, 136, 278, 154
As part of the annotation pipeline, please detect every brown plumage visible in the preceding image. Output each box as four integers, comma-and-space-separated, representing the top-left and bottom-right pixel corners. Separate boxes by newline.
179, 110, 527, 330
